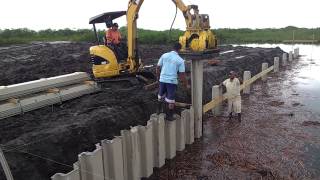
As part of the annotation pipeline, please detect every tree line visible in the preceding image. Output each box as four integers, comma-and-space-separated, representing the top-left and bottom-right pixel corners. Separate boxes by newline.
0, 26, 319, 46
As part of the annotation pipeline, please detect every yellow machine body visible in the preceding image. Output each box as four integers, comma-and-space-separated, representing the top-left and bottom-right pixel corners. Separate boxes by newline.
173, 0, 218, 52
89, 0, 143, 79
179, 30, 217, 52
90, 45, 137, 78
89, 0, 218, 79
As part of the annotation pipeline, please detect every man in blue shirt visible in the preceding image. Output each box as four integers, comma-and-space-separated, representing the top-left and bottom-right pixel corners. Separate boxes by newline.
156, 43, 189, 120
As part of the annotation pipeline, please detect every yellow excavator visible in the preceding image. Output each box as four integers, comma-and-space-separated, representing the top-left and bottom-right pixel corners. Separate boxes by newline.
89, 0, 219, 79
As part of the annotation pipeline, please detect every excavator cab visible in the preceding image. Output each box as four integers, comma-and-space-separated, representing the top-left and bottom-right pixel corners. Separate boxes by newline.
89, 11, 134, 78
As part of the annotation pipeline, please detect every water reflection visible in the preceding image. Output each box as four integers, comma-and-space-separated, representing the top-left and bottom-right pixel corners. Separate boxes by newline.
238, 44, 320, 113
237, 43, 320, 60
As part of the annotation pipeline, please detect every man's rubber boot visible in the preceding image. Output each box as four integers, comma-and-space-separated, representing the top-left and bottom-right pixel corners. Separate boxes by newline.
228, 112, 233, 120
237, 113, 241, 123
166, 109, 175, 121
157, 100, 164, 114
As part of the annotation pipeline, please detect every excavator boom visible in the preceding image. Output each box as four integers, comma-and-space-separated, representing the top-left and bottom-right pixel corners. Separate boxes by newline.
127, 0, 144, 62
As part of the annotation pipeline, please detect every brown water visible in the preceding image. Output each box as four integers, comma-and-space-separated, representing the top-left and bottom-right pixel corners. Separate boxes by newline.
149, 44, 320, 180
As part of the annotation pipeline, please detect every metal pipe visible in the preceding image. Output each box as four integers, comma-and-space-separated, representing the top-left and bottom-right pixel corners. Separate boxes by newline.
93, 24, 99, 44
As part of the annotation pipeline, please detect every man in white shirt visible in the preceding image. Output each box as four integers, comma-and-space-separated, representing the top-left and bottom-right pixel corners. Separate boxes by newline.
221, 71, 242, 122
156, 43, 189, 120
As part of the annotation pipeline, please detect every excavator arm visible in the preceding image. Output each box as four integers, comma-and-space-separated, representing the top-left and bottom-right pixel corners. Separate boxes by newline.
127, 0, 144, 68
171, 0, 204, 30
172, 0, 188, 12
172, 0, 195, 29
126, 0, 216, 56
125, 0, 212, 57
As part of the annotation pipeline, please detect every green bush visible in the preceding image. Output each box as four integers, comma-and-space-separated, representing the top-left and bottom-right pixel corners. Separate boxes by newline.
214, 27, 320, 44
0, 27, 319, 46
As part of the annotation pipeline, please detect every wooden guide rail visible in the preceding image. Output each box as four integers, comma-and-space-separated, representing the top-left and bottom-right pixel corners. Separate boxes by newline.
203, 65, 274, 114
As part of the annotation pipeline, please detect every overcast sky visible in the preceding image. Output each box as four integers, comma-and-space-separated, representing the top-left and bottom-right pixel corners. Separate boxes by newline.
0, 0, 319, 31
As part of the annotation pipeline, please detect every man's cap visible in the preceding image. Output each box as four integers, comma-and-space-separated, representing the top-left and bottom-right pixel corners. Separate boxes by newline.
229, 71, 236, 75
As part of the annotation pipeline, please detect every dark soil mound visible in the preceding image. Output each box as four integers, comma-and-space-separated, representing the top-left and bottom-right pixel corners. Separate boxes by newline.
0, 43, 284, 180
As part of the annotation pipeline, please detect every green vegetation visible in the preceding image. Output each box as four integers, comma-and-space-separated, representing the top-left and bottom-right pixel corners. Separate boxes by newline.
0, 26, 319, 46
215, 27, 320, 44
0, 28, 93, 45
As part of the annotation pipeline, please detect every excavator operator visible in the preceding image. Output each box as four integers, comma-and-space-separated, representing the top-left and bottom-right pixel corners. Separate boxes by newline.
105, 23, 121, 45
105, 22, 127, 60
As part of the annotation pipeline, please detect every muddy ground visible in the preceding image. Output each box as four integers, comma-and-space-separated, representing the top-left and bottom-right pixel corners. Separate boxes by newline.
0, 42, 284, 180
150, 55, 320, 179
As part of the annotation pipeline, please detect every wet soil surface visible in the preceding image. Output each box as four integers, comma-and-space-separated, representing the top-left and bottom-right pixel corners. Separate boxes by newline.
0, 42, 284, 180
149, 56, 320, 179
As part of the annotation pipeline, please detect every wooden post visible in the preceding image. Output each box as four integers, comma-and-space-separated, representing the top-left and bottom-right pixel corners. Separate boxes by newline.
151, 114, 165, 168
51, 166, 80, 180
176, 113, 186, 151
191, 60, 203, 139
274, 57, 280, 72
121, 128, 141, 180
78, 146, 104, 180
101, 137, 124, 180
261, 63, 269, 81
282, 53, 288, 66
243, 71, 251, 94
294, 48, 300, 59
137, 121, 153, 178
289, 51, 293, 62
165, 119, 177, 159
183, 108, 194, 145
0, 148, 14, 180
211, 85, 222, 115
